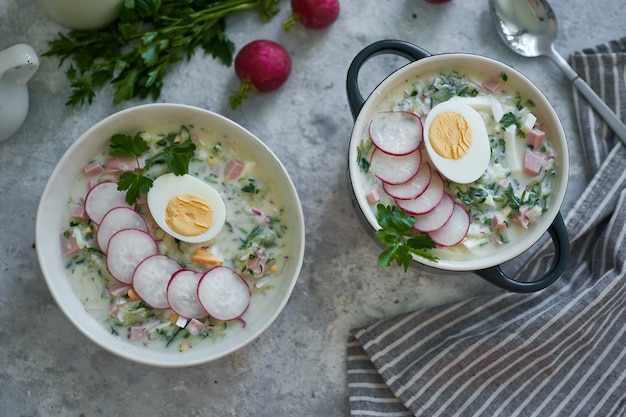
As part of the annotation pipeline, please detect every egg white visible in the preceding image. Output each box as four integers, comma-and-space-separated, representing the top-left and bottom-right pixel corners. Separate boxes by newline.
423, 101, 491, 184
147, 173, 226, 243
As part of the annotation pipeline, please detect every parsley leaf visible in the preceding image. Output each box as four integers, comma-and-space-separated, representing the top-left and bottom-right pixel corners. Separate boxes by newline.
43, 0, 280, 106
109, 126, 196, 205
375, 204, 438, 271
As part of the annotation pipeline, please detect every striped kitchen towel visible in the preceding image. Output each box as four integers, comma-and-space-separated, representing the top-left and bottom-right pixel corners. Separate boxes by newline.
347, 37, 626, 417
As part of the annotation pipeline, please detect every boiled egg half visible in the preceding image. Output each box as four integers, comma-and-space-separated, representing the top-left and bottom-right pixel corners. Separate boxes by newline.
147, 173, 226, 243
423, 101, 490, 184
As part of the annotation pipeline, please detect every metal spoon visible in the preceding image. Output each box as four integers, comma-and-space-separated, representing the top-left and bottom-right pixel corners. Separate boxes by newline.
489, 0, 626, 146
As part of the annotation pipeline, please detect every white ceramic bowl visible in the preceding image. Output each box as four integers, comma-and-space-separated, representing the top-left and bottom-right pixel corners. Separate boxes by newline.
36, 103, 305, 367
346, 40, 570, 292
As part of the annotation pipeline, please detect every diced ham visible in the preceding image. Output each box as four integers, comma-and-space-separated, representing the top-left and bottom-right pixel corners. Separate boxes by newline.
527, 128, 545, 149
108, 284, 131, 297
60, 234, 80, 257
83, 160, 104, 176
70, 204, 88, 219
366, 188, 381, 204
482, 78, 501, 93
524, 149, 544, 176
225, 159, 245, 180
186, 319, 206, 336
104, 155, 146, 173
492, 213, 507, 231
129, 326, 147, 340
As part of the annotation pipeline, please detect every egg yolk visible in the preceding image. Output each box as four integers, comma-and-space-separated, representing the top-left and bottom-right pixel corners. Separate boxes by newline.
428, 112, 473, 159
165, 193, 214, 237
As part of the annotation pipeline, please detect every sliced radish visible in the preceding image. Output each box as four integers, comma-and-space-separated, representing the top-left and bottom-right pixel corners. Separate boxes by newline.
383, 161, 432, 200
370, 148, 421, 185
85, 181, 132, 225
132, 255, 182, 309
396, 171, 445, 215
96, 207, 148, 254
167, 269, 207, 319
106, 228, 158, 284
197, 266, 251, 322
369, 111, 423, 156
412, 192, 455, 232
428, 203, 470, 247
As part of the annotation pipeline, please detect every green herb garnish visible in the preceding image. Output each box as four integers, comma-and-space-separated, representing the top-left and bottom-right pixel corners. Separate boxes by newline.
375, 204, 438, 271
43, 0, 280, 106
110, 126, 196, 205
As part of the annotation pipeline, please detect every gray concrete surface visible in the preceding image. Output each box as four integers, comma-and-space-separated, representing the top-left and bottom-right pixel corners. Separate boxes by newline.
1, 0, 624, 415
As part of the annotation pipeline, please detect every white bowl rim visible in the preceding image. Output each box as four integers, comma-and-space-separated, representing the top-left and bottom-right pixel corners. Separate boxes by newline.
36, 103, 305, 367
348, 52, 570, 271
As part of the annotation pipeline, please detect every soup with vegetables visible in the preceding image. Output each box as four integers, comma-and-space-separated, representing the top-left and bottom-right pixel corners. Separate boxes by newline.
358, 70, 558, 262
61, 125, 291, 352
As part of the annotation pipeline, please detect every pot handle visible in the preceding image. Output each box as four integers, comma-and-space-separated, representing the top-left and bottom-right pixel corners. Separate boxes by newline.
346, 40, 431, 120
474, 212, 570, 293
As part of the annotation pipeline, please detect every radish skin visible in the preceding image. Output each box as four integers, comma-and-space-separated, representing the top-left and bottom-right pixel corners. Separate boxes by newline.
283, 0, 340, 30
85, 181, 132, 225
396, 171, 445, 215
229, 40, 291, 109
96, 207, 147, 254
167, 269, 207, 319
132, 255, 182, 310
197, 266, 251, 322
383, 161, 432, 200
106, 228, 158, 284
370, 148, 421, 185
428, 203, 470, 247
412, 192, 455, 232
369, 111, 423, 156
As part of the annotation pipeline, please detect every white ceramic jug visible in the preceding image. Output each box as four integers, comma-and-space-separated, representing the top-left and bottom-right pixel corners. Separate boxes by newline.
0, 44, 40, 143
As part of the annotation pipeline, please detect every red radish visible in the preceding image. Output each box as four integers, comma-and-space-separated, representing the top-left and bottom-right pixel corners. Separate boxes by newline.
412, 192, 455, 232
106, 228, 158, 284
197, 266, 251, 323
84, 181, 132, 225
370, 148, 421, 185
428, 203, 470, 247
369, 111, 423, 156
229, 40, 292, 109
167, 269, 207, 319
96, 207, 147, 254
383, 161, 432, 200
283, 0, 340, 31
396, 171, 445, 215
132, 255, 182, 309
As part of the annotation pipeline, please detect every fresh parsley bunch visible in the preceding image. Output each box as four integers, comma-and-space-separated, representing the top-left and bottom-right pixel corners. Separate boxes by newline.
375, 204, 438, 271
43, 0, 280, 106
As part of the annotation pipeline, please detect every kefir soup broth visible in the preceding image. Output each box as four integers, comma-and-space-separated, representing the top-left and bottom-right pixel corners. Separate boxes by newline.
62, 124, 291, 352
358, 70, 558, 261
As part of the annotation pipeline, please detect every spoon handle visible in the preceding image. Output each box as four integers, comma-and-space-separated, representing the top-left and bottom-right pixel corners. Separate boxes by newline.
549, 48, 626, 146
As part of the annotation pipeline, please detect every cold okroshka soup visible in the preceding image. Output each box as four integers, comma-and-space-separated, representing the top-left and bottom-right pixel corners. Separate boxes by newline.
61, 124, 292, 352
357, 69, 559, 261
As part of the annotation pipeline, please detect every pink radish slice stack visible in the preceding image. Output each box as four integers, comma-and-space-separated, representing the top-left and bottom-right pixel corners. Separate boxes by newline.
197, 266, 251, 322
106, 228, 158, 284
132, 254, 182, 309
167, 270, 207, 319
396, 171, 445, 215
428, 203, 471, 246
84, 181, 132, 224
412, 193, 455, 232
96, 207, 148, 253
383, 161, 432, 200
370, 148, 421, 185
369, 111, 423, 156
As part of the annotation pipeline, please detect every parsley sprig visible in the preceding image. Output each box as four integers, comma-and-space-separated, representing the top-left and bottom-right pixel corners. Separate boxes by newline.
375, 204, 438, 271
43, 0, 280, 106
109, 126, 196, 205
